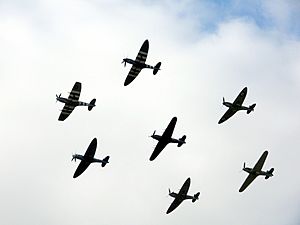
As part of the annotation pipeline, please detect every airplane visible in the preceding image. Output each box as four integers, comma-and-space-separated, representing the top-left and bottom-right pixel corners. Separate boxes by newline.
239, 150, 274, 192
149, 117, 186, 161
122, 39, 161, 86
218, 87, 256, 124
167, 177, 200, 214
56, 82, 96, 121
72, 138, 110, 178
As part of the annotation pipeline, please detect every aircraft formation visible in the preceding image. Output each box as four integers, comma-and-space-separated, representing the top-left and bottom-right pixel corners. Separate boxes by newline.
56, 39, 274, 214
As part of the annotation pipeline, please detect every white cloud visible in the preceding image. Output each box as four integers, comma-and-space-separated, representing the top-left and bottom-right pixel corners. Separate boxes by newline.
0, 1, 299, 225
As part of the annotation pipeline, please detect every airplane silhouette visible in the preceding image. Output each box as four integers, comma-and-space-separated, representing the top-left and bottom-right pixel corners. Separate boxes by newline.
218, 87, 256, 124
122, 39, 161, 86
56, 82, 96, 121
239, 150, 274, 192
149, 117, 186, 161
72, 138, 109, 178
167, 177, 200, 214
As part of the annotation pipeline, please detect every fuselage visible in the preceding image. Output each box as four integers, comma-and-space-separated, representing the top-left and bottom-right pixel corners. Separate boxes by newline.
169, 192, 195, 201
223, 101, 249, 111
57, 96, 95, 107
72, 154, 103, 163
243, 167, 272, 177
123, 58, 153, 69
151, 134, 185, 145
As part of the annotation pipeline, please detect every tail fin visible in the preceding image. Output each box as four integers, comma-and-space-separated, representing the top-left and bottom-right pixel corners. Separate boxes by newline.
247, 103, 256, 114
153, 62, 161, 75
88, 99, 96, 111
177, 135, 186, 147
265, 168, 274, 179
101, 156, 110, 167
192, 192, 200, 202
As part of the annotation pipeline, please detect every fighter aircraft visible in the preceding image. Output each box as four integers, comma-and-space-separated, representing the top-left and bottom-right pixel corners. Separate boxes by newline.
167, 177, 200, 214
56, 82, 96, 121
239, 150, 274, 192
72, 138, 109, 178
218, 87, 256, 124
149, 117, 186, 161
122, 39, 161, 86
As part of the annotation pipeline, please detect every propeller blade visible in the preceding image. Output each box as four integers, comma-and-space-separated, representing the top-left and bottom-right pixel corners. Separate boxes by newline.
243, 162, 245, 169
223, 97, 225, 103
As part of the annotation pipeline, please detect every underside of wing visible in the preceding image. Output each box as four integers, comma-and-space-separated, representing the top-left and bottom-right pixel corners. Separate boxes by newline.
124, 66, 142, 86
149, 140, 168, 161
233, 87, 247, 106
162, 117, 177, 139
58, 104, 75, 121
167, 197, 184, 214
67, 82, 81, 101
253, 151, 268, 171
135, 39, 149, 64
218, 108, 237, 124
84, 138, 97, 158
73, 160, 91, 178
178, 178, 191, 196
239, 174, 257, 192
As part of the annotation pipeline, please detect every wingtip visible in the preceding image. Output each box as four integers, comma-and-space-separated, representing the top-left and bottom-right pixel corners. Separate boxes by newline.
149, 157, 154, 161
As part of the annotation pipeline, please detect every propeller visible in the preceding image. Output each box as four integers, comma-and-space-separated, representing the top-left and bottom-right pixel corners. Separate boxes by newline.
149, 130, 156, 137
72, 154, 76, 162
56, 93, 61, 103
222, 97, 225, 103
239, 162, 246, 172
121, 59, 126, 67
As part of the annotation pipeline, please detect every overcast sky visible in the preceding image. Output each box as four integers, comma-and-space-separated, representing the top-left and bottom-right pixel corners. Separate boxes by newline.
0, 0, 300, 225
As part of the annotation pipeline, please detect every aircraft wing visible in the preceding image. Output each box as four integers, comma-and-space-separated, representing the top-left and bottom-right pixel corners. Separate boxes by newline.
253, 151, 268, 171
84, 138, 97, 158
124, 66, 142, 86
239, 173, 257, 192
67, 82, 81, 101
58, 104, 75, 121
167, 196, 185, 214
149, 117, 177, 161
166, 178, 191, 214
134, 39, 149, 64
73, 160, 91, 178
218, 108, 238, 124
124, 40, 149, 86
178, 177, 191, 196
149, 140, 169, 161
232, 87, 247, 106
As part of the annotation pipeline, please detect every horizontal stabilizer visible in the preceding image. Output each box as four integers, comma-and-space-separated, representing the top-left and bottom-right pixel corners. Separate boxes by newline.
192, 192, 200, 202
247, 103, 256, 114
88, 99, 96, 111
153, 62, 161, 75
265, 168, 274, 179
177, 135, 186, 147
101, 156, 110, 167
